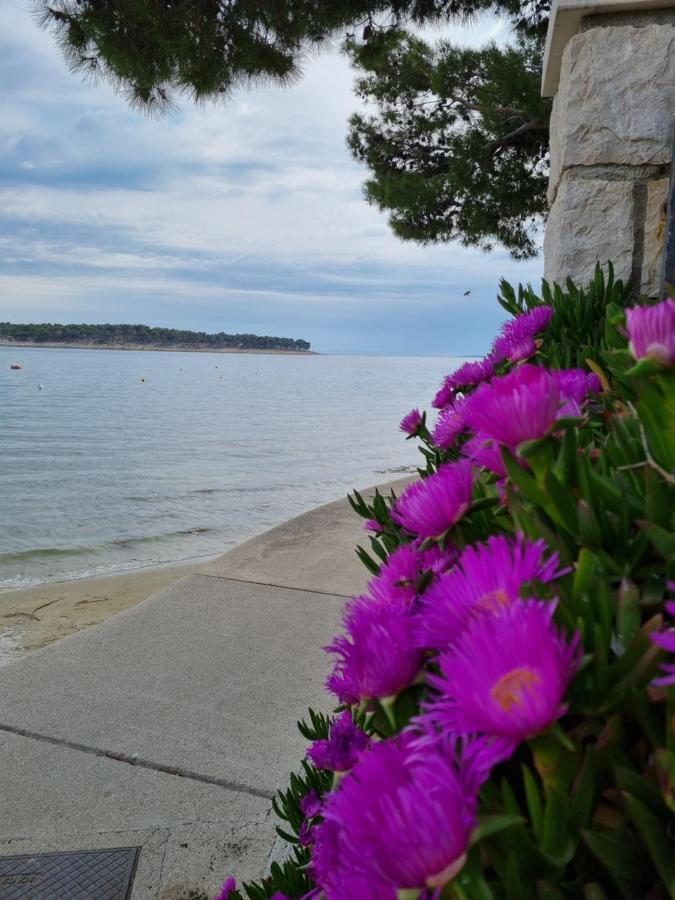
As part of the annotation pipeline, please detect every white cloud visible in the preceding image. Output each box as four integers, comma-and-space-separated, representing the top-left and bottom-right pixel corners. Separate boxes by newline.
0, 2, 543, 352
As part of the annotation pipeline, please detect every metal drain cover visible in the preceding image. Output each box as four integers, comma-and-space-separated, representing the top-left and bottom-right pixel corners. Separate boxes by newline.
0, 846, 140, 899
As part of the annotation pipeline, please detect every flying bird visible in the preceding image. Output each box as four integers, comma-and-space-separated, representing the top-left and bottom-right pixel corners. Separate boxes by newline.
463, 290, 471, 296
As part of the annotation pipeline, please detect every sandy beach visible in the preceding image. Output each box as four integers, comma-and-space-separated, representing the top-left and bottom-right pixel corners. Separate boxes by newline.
0, 562, 199, 661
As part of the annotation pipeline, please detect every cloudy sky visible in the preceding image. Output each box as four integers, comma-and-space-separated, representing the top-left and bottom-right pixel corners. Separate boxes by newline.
0, 3, 543, 354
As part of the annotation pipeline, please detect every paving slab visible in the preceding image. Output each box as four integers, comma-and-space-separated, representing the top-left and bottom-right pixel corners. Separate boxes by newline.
0, 576, 343, 797
196, 476, 414, 596
0, 479, 407, 897
0, 730, 275, 900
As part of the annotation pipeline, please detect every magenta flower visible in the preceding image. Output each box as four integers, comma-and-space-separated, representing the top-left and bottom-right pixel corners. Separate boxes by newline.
463, 364, 563, 452
416, 534, 566, 650
424, 601, 581, 747
493, 333, 536, 364
369, 543, 425, 605
451, 358, 495, 391
299, 790, 323, 819
433, 378, 454, 410
307, 711, 371, 772
214, 878, 237, 900
312, 818, 396, 900
432, 358, 494, 409
299, 820, 317, 847
363, 518, 384, 533
432, 398, 467, 450
492, 307, 553, 363
556, 368, 601, 417
651, 600, 675, 687
368, 542, 453, 608
414, 539, 457, 577
400, 408, 424, 437
390, 462, 473, 539
316, 736, 498, 894
325, 595, 423, 704
626, 298, 675, 366
462, 432, 508, 477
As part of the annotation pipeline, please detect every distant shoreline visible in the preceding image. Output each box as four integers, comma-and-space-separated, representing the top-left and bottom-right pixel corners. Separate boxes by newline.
0, 341, 318, 356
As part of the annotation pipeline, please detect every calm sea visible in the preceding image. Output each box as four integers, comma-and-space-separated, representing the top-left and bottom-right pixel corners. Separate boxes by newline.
0, 346, 459, 590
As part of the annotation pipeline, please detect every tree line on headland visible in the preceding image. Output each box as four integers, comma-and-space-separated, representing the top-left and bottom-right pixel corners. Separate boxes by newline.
0, 322, 311, 352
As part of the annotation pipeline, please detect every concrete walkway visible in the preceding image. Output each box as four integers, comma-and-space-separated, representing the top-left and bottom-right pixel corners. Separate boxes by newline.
0, 478, 411, 899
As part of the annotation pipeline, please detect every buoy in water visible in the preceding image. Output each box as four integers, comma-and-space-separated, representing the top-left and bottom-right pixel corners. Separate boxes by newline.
10, 363, 21, 370
140, 377, 146, 383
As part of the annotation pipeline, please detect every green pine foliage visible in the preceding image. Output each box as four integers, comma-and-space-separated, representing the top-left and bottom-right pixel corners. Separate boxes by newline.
35, 1, 552, 254
35, 1, 541, 111
346, 28, 551, 257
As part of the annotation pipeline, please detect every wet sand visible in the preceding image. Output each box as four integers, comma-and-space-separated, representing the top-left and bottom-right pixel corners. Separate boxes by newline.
0, 562, 199, 662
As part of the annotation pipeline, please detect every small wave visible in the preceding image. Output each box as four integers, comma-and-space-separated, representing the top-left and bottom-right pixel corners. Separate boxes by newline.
0, 527, 215, 563
0, 546, 92, 563
108, 526, 213, 548
0, 547, 225, 592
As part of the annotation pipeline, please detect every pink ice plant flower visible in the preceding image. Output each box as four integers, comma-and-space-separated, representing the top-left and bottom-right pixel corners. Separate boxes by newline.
369, 543, 425, 605
368, 542, 454, 607
432, 378, 454, 410
492, 307, 553, 363
462, 432, 508, 477
325, 594, 423, 704
626, 297, 675, 366
414, 539, 457, 578
432, 398, 467, 450
311, 818, 395, 900
463, 364, 565, 452
432, 358, 494, 409
555, 368, 601, 417
651, 600, 675, 687
299, 790, 323, 819
307, 711, 371, 772
214, 878, 237, 900
424, 600, 581, 748
416, 534, 567, 650
363, 518, 384, 533
315, 735, 500, 896
390, 462, 473, 539
400, 408, 424, 436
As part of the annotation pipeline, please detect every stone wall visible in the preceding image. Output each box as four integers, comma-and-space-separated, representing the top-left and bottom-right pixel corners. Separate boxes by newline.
543, 12, 675, 296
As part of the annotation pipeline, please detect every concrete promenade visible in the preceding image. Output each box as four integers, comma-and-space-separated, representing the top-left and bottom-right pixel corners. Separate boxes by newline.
0, 478, 411, 899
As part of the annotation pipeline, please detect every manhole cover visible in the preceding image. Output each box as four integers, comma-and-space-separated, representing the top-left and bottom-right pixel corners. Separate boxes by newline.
0, 846, 140, 899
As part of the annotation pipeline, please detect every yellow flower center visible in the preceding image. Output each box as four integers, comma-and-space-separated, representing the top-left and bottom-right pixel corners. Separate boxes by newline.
491, 666, 542, 712
474, 588, 511, 614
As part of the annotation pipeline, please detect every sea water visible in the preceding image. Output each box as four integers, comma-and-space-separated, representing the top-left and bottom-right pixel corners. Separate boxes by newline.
0, 346, 461, 589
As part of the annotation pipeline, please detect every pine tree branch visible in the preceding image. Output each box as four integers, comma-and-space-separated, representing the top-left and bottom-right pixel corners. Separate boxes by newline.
488, 119, 548, 153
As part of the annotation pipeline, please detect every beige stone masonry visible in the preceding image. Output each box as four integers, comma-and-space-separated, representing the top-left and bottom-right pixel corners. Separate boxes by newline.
544, 175, 636, 285
542, 0, 675, 96
548, 24, 675, 203
542, 0, 675, 295
641, 177, 670, 294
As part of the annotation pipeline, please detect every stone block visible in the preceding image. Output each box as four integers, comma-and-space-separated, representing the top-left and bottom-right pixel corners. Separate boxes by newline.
641, 177, 670, 297
548, 92, 562, 204
544, 174, 635, 286
549, 24, 675, 195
